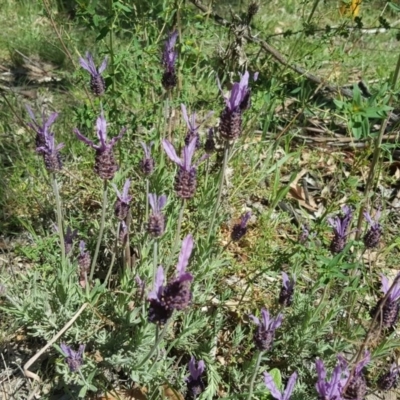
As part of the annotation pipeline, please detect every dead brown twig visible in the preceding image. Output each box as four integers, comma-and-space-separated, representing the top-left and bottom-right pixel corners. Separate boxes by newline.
189, 0, 354, 99
24, 303, 88, 399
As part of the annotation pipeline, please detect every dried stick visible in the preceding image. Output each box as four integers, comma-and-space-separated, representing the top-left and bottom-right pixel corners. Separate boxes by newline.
24, 303, 88, 383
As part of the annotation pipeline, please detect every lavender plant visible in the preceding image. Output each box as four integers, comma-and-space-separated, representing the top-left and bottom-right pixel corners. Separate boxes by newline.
328, 205, 353, 254
148, 193, 167, 238
163, 137, 204, 200
186, 357, 206, 399
74, 111, 126, 280
231, 211, 252, 242
278, 272, 295, 307
264, 371, 297, 400
74, 111, 125, 181
377, 363, 399, 391
79, 51, 108, 96
363, 209, 382, 249
112, 179, 132, 221
161, 30, 178, 90
371, 273, 400, 329
60, 343, 85, 372
5, 3, 400, 399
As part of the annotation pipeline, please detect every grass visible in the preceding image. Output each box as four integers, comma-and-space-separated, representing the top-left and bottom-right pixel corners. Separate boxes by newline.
1, 0, 400, 399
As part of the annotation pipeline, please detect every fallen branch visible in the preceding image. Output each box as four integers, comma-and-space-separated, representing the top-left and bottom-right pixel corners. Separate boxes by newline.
189, 0, 354, 98
24, 303, 88, 399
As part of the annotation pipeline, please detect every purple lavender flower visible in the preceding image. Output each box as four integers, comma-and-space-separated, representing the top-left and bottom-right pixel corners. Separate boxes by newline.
264, 371, 297, 400
79, 51, 107, 96
231, 211, 251, 242
112, 179, 132, 220
140, 141, 155, 176
315, 358, 349, 400
148, 266, 173, 325
204, 127, 216, 153
163, 234, 194, 311
161, 30, 178, 90
26, 105, 59, 149
26, 106, 64, 172
377, 363, 399, 391
147, 194, 167, 237
249, 308, 283, 351
64, 226, 78, 255
279, 272, 295, 307
363, 210, 382, 249
37, 132, 65, 172
299, 224, 310, 244
163, 138, 207, 199
218, 71, 257, 141
135, 274, 145, 301
186, 357, 206, 399
74, 111, 126, 180
327, 205, 353, 254
181, 104, 214, 150
372, 273, 400, 329
148, 235, 194, 324
340, 351, 370, 400
60, 343, 85, 372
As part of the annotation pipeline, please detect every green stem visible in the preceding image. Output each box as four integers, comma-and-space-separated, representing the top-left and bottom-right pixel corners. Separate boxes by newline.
52, 173, 65, 266
90, 180, 108, 281
307, 0, 322, 24
355, 50, 400, 239
247, 351, 264, 400
165, 199, 185, 276
104, 221, 120, 288
124, 208, 132, 271
167, 91, 173, 141
108, 0, 116, 94
152, 239, 158, 286
145, 178, 150, 223
207, 143, 230, 241
136, 319, 172, 368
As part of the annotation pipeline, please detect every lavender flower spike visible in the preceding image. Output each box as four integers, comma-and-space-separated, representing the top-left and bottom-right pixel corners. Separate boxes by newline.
315, 358, 348, 400
341, 350, 370, 400
181, 104, 214, 149
186, 357, 206, 399
327, 205, 353, 254
148, 266, 172, 325
249, 308, 283, 351
218, 71, 256, 141
79, 51, 107, 96
279, 272, 295, 307
378, 363, 400, 391
161, 30, 178, 90
60, 343, 85, 372
372, 273, 400, 328
74, 111, 126, 180
264, 371, 297, 400
363, 209, 382, 249
26, 105, 59, 149
26, 106, 64, 171
163, 137, 207, 199
112, 179, 132, 220
64, 226, 78, 255
147, 193, 167, 237
231, 211, 251, 242
164, 234, 194, 310
37, 133, 65, 172
140, 141, 155, 176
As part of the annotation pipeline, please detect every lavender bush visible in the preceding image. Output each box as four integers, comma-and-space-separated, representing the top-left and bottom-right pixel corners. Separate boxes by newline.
1, 2, 400, 400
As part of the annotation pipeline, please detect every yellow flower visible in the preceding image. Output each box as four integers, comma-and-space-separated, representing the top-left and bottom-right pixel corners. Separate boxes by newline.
339, 0, 361, 19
